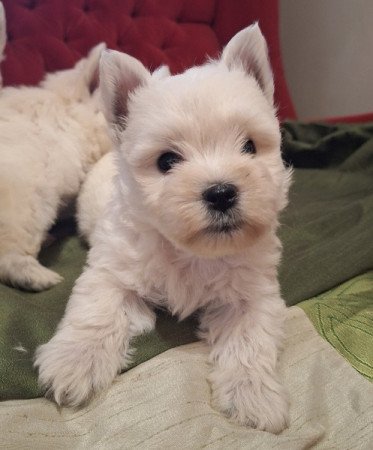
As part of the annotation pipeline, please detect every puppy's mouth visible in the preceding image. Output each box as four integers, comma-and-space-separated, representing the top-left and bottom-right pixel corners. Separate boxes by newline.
204, 210, 244, 235
205, 221, 242, 234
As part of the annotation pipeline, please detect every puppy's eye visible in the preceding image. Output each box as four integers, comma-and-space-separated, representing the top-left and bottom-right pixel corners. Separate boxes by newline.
242, 140, 256, 155
157, 151, 183, 173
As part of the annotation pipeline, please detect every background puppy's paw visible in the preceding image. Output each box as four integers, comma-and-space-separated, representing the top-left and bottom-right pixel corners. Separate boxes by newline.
0, 254, 63, 291
210, 368, 289, 433
21, 264, 63, 291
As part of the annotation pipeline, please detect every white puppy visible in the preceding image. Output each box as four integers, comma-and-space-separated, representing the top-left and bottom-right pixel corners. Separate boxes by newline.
0, 43, 111, 291
35, 24, 291, 433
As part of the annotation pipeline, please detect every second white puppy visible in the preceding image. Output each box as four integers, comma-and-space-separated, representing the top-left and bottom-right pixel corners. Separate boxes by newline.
0, 43, 111, 291
36, 24, 291, 433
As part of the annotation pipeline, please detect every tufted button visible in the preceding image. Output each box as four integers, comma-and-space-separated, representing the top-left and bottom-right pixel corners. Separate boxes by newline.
83, 2, 90, 13
27, 0, 37, 10
131, 7, 140, 18
160, 37, 170, 50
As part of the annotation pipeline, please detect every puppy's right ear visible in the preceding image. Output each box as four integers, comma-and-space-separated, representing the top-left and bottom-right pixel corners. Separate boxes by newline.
100, 50, 151, 134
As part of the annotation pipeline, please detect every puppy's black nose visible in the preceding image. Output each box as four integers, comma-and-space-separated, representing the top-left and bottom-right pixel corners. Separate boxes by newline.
202, 183, 238, 212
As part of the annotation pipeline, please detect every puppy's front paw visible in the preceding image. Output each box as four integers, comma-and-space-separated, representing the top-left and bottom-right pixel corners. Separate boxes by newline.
34, 334, 121, 407
210, 368, 289, 433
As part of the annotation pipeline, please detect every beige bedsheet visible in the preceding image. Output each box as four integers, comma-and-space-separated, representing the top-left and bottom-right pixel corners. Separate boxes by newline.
1, 306, 372, 449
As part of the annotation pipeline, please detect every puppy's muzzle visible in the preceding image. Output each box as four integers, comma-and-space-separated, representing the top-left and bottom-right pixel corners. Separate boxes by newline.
202, 183, 238, 213
202, 183, 242, 234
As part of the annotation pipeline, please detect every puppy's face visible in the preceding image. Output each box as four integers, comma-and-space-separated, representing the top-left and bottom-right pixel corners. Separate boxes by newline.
100, 24, 290, 257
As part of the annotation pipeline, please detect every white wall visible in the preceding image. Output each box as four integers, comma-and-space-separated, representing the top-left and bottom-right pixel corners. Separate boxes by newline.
280, 0, 373, 119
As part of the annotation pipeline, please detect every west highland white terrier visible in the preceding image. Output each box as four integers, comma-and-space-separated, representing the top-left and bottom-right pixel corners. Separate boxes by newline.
35, 24, 291, 433
0, 41, 111, 291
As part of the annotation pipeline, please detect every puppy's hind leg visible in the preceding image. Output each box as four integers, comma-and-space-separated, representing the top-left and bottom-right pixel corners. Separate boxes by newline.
34, 261, 155, 406
0, 187, 63, 291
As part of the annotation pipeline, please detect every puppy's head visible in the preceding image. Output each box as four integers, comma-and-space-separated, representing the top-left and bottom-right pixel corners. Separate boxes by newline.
100, 24, 291, 258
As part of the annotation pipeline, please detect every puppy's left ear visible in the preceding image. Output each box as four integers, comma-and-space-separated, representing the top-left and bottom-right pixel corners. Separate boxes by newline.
221, 23, 274, 106
99, 50, 151, 134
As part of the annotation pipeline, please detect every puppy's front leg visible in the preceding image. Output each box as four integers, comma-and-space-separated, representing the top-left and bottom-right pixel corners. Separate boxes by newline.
200, 295, 289, 433
35, 265, 155, 407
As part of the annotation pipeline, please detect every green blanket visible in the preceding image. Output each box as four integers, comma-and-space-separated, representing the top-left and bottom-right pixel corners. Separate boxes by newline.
279, 122, 373, 304
1, 122, 373, 400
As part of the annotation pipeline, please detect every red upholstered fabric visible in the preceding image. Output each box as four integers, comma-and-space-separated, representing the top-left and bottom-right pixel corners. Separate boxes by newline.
319, 112, 373, 124
1, 0, 296, 119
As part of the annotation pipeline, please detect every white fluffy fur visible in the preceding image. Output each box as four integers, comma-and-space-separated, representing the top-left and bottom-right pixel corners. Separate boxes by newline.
77, 151, 116, 245
0, 43, 111, 291
35, 24, 292, 433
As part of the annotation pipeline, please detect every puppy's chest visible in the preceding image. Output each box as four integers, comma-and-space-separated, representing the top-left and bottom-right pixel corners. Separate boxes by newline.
141, 255, 236, 318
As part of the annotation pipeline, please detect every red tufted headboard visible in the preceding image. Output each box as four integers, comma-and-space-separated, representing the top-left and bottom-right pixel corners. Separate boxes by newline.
1, 0, 295, 119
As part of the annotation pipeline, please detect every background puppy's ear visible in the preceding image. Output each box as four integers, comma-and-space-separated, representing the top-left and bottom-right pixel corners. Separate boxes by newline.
40, 42, 106, 100
82, 42, 106, 94
99, 50, 150, 134
152, 65, 171, 80
221, 23, 274, 106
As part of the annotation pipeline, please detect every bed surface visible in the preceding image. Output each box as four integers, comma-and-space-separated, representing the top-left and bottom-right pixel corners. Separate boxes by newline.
1, 121, 372, 406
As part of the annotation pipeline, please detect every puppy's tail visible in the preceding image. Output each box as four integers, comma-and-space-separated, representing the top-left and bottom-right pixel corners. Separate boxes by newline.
0, 252, 63, 291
